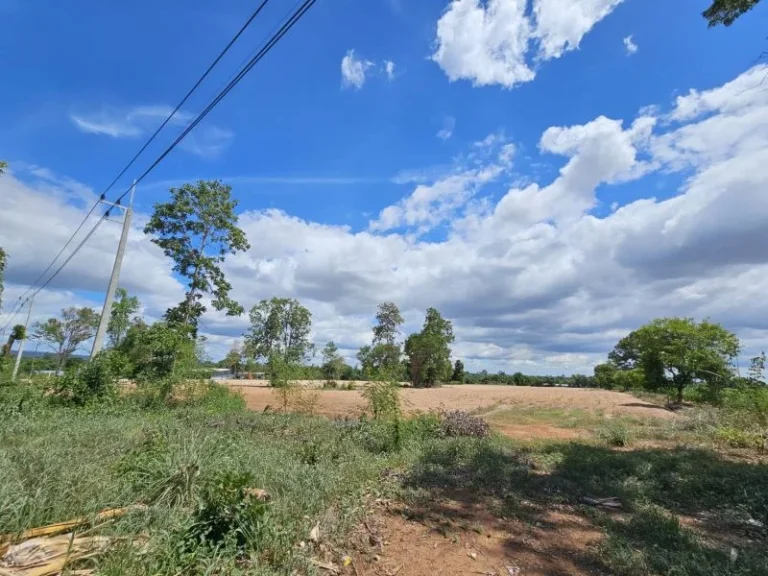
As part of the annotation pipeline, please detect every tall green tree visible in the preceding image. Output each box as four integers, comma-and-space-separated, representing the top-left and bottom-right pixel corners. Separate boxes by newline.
404, 308, 455, 387
245, 297, 313, 365
143, 180, 250, 335
321, 341, 344, 382
703, 0, 760, 26
372, 302, 403, 346
33, 307, 99, 371
0, 161, 7, 175
223, 343, 244, 378
107, 287, 140, 348
451, 359, 465, 383
608, 318, 740, 403
359, 302, 405, 379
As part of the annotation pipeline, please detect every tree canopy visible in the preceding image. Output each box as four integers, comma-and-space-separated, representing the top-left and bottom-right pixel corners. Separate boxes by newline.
404, 307, 455, 387
33, 307, 99, 371
606, 317, 740, 402
144, 180, 250, 334
108, 287, 140, 348
703, 0, 761, 27
246, 297, 313, 364
321, 341, 345, 382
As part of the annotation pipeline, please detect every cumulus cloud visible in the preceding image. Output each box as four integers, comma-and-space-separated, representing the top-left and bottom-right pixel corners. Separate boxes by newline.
7, 65, 768, 373
623, 34, 638, 55
69, 104, 233, 159
0, 167, 185, 338
431, 0, 625, 88
341, 50, 374, 89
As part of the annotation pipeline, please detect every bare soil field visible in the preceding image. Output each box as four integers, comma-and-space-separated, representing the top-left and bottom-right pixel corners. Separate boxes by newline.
225, 381, 676, 421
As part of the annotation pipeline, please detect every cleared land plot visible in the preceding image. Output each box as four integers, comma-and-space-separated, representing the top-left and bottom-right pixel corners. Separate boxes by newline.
226, 381, 677, 421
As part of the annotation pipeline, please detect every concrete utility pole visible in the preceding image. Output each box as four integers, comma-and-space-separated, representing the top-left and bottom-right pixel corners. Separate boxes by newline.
90, 182, 135, 359
11, 295, 35, 382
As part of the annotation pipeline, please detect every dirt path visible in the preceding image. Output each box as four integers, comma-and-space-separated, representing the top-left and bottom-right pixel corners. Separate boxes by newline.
226, 381, 675, 421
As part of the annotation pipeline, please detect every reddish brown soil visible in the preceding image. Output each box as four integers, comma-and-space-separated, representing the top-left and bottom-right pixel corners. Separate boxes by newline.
226, 382, 675, 422
347, 498, 605, 576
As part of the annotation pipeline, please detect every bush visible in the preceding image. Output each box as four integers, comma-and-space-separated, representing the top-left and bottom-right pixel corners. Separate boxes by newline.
597, 420, 632, 447
51, 352, 118, 406
187, 470, 270, 550
361, 381, 401, 420
439, 410, 490, 438
713, 426, 766, 450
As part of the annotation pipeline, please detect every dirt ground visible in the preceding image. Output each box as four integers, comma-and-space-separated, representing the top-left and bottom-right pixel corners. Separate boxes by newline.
347, 498, 605, 576
225, 381, 675, 421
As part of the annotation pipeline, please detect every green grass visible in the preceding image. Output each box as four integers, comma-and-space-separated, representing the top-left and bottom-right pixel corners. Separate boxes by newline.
0, 385, 418, 575
2, 381, 766, 576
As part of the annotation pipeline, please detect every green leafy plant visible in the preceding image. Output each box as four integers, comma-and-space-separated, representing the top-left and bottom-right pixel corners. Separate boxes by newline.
597, 420, 632, 447
187, 470, 269, 550
361, 381, 401, 420
51, 351, 118, 406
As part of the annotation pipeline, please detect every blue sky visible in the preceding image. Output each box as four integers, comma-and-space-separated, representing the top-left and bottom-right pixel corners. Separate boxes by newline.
3, 0, 768, 372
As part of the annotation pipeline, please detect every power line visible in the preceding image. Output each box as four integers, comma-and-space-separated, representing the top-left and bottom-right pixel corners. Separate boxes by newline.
0, 298, 28, 336
112, 0, 319, 206
9, 1, 275, 304
30, 214, 108, 299
96, 0, 273, 202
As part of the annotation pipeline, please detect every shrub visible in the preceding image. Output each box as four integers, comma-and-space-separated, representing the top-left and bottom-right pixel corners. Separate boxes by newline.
361, 381, 401, 420
713, 426, 766, 450
322, 380, 338, 389
439, 410, 490, 438
597, 420, 632, 447
51, 351, 118, 406
187, 470, 270, 550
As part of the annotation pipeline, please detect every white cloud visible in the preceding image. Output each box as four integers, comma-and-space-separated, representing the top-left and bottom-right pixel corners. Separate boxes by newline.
69, 104, 232, 159
385, 60, 396, 80
8, 66, 768, 373
533, 0, 624, 59
437, 116, 456, 140
431, 0, 624, 88
341, 51, 397, 89
432, 0, 534, 88
623, 34, 638, 55
0, 167, 185, 335
341, 50, 374, 89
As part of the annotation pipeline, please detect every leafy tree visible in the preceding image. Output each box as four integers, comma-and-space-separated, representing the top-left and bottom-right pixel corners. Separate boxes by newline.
748, 351, 766, 384
593, 362, 617, 389
33, 307, 99, 371
119, 321, 197, 400
143, 180, 250, 335
372, 302, 403, 346
1, 324, 26, 358
404, 308, 455, 387
223, 343, 244, 378
703, 0, 760, 27
0, 161, 6, 175
107, 287, 140, 347
451, 359, 465, 383
246, 297, 313, 370
322, 341, 344, 382
609, 318, 740, 403
358, 302, 405, 379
